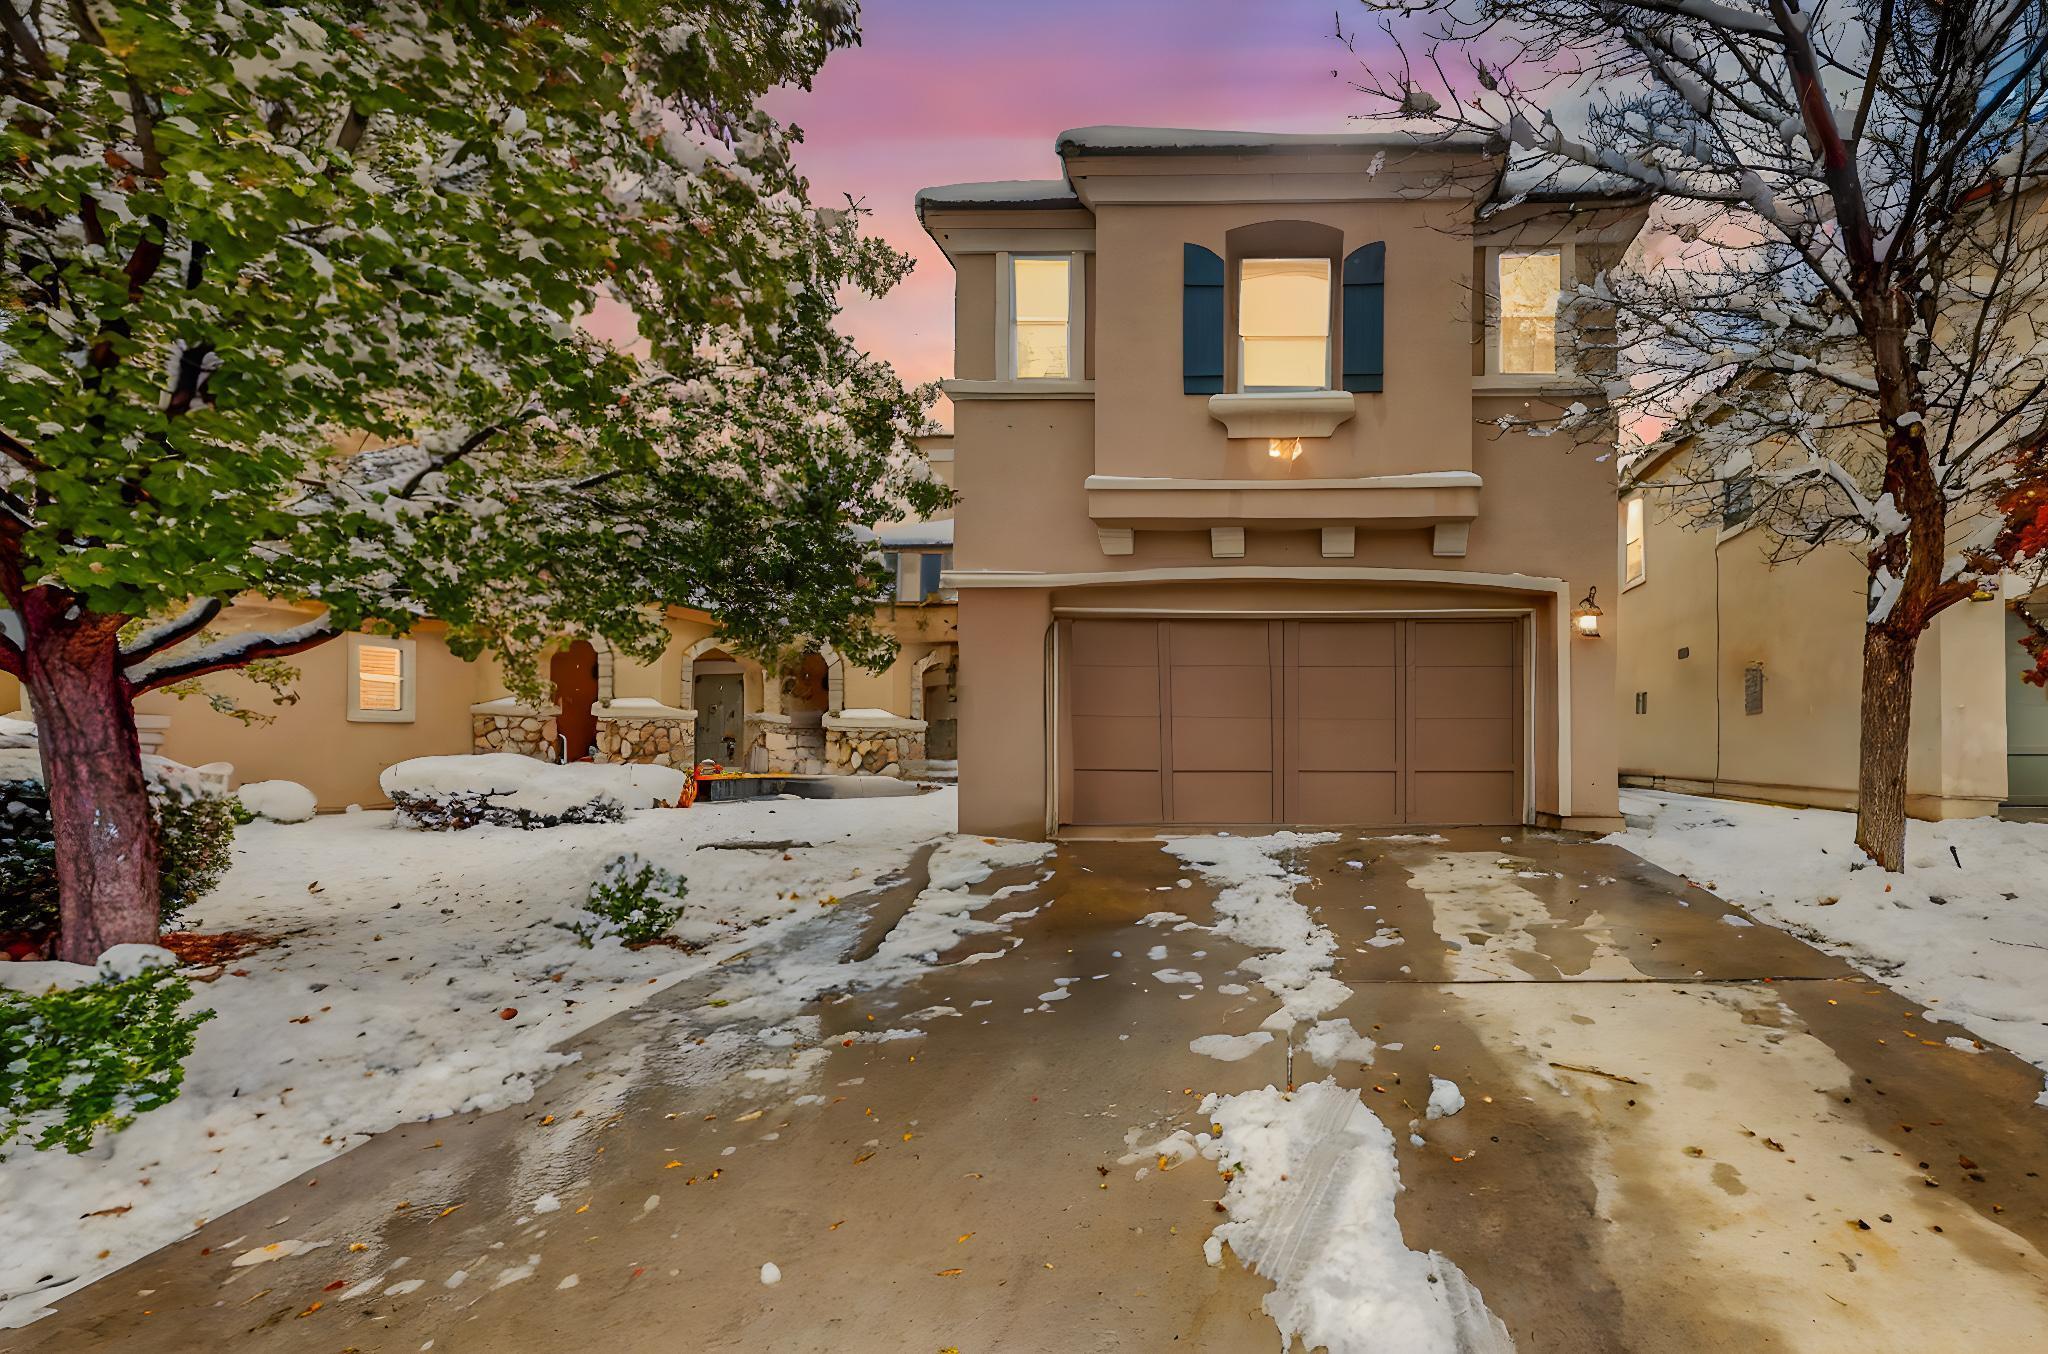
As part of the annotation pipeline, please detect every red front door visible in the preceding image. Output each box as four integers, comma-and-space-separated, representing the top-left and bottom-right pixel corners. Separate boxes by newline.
551, 640, 599, 762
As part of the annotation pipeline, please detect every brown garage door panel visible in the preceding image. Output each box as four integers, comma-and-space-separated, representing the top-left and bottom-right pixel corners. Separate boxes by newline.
1410, 771, 1516, 824
1168, 663, 1271, 716
1292, 717, 1396, 770
1070, 620, 1161, 666
1067, 664, 1160, 718
1167, 620, 1271, 664
1297, 621, 1396, 666
1409, 716, 1516, 770
1071, 715, 1163, 771
1411, 666, 1514, 717
1172, 772, 1275, 823
1073, 771, 1163, 824
1172, 716, 1275, 771
1410, 619, 1516, 666
1296, 665, 1396, 714
1293, 771, 1399, 824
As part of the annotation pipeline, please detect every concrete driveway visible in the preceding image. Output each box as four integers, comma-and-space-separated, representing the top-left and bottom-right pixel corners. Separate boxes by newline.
14, 829, 2048, 1352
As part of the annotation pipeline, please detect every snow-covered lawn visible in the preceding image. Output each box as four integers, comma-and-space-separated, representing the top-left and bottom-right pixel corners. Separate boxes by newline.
0, 787, 969, 1327
1609, 789, 2048, 1100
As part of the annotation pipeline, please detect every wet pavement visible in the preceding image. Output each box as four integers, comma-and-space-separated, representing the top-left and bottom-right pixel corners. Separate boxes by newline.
12, 828, 2048, 1353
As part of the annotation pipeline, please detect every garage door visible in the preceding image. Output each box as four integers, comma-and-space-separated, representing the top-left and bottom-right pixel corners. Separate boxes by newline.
1063, 618, 1518, 826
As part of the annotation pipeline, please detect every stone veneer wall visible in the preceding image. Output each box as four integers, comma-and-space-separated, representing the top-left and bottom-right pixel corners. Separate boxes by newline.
824, 722, 925, 777
595, 717, 692, 768
472, 711, 557, 759
744, 715, 827, 774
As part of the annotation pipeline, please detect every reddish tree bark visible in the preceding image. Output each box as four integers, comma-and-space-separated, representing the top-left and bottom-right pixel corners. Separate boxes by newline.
18, 591, 161, 962
1853, 625, 1916, 872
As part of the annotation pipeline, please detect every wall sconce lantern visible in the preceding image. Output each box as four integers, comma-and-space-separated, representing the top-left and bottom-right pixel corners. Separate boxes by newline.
1572, 586, 1603, 638
1267, 436, 1303, 462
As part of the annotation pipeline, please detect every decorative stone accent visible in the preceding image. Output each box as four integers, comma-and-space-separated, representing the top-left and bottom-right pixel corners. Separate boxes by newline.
470, 702, 558, 759
822, 712, 927, 778
745, 713, 827, 774
592, 703, 694, 768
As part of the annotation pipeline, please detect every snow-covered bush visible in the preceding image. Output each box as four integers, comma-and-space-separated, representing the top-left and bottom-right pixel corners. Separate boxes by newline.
566, 854, 690, 947
0, 768, 236, 941
0, 950, 214, 1154
381, 754, 689, 831
236, 779, 318, 824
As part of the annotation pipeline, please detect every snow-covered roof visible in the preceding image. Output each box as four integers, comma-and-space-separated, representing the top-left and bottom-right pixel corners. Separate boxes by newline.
914, 180, 1080, 214
1056, 125, 1500, 157
877, 518, 953, 548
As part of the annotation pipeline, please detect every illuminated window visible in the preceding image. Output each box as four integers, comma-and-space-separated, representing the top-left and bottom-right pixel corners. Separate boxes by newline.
347, 634, 415, 723
1499, 249, 1560, 374
1624, 497, 1646, 585
1239, 258, 1330, 391
1011, 256, 1070, 379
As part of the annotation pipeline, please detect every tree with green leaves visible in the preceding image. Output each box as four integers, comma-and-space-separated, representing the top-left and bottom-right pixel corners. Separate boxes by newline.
1, 0, 939, 960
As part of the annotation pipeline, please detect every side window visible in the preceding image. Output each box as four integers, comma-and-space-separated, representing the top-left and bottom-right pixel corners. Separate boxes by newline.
919, 552, 945, 597
1721, 473, 1756, 529
896, 552, 925, 604
347, 633, 415, 723
881, 551, 900, 599
1498, 249, 1561, 374
1011, 255, 1070, 379
1624, 497, 1646, 585
1238, 258, 1330, 392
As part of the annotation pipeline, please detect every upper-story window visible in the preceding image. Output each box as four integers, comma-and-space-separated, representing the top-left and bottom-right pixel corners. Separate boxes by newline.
1623, 497, 1646, 586
1010, 255, 1071, 379
1239, 258, 1331, 392
1498, 249, 1561, 374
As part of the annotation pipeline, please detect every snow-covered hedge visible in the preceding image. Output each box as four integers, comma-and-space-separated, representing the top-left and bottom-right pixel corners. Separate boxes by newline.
380, 754, 691, 831
0, 751, 236, 942
236, 779, 317, 824
0, 946, 214, 1154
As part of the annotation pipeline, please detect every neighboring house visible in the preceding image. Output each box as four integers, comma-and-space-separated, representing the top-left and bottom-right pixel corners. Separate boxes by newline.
1616, 445, 2037, 819
2, 436, 960, 811
918, 126, 1645, 839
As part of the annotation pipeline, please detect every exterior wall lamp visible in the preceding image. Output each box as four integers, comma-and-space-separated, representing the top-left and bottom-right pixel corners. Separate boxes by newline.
1572, 586, 1603, 638
1267, 436, 1303, 461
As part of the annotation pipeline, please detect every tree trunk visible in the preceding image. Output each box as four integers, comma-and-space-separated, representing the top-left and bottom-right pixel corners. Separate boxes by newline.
20, 594, 159, 963
1853, 623, 1918, 872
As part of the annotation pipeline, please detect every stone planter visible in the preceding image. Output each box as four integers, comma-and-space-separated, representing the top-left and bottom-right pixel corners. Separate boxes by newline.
822, 712, 927, 779
470, 703, 558, 759
593, 703, 694, 768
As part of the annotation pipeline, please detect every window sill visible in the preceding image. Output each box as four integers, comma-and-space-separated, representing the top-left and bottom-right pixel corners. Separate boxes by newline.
942, 379, 1095, 401
1471, 372, 1602, 395
1622, 572, 1647, 594
1206, 390, 1356, 439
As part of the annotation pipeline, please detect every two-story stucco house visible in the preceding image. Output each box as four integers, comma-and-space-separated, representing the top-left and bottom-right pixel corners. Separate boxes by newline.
919, 127, 1646, 839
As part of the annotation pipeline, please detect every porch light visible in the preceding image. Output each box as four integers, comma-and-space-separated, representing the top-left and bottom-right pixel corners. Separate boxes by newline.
1267, 436, 1303, 461
1572, 587, 1603, 638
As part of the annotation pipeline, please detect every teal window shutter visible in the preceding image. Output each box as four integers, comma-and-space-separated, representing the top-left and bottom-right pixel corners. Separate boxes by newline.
1342, 242, 1386, 393
1183, 244, 1225, 394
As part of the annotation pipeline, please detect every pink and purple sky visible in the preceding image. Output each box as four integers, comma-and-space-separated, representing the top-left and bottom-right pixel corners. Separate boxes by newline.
763, 1, 1392, 410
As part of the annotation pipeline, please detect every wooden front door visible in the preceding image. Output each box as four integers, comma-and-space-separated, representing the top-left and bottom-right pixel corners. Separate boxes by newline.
551, 640, 599, 762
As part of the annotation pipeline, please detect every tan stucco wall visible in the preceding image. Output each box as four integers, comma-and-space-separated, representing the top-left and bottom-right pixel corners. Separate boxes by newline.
0, 670, 18, 716
138, 620, 477, 810
1617, 464, 2010, 817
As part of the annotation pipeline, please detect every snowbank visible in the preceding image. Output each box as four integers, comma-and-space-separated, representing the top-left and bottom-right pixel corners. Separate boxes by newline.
379, 753, 690, 829
1200, 1080, 1511, 1354
1609, 790, 2048, 1100
236, 780, 316, 824
0, 788, 980, 1327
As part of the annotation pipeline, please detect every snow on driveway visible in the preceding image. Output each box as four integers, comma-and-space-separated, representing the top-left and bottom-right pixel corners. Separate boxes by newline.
1609, 789, 2048, 1102
0, 787, 1017, 1328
